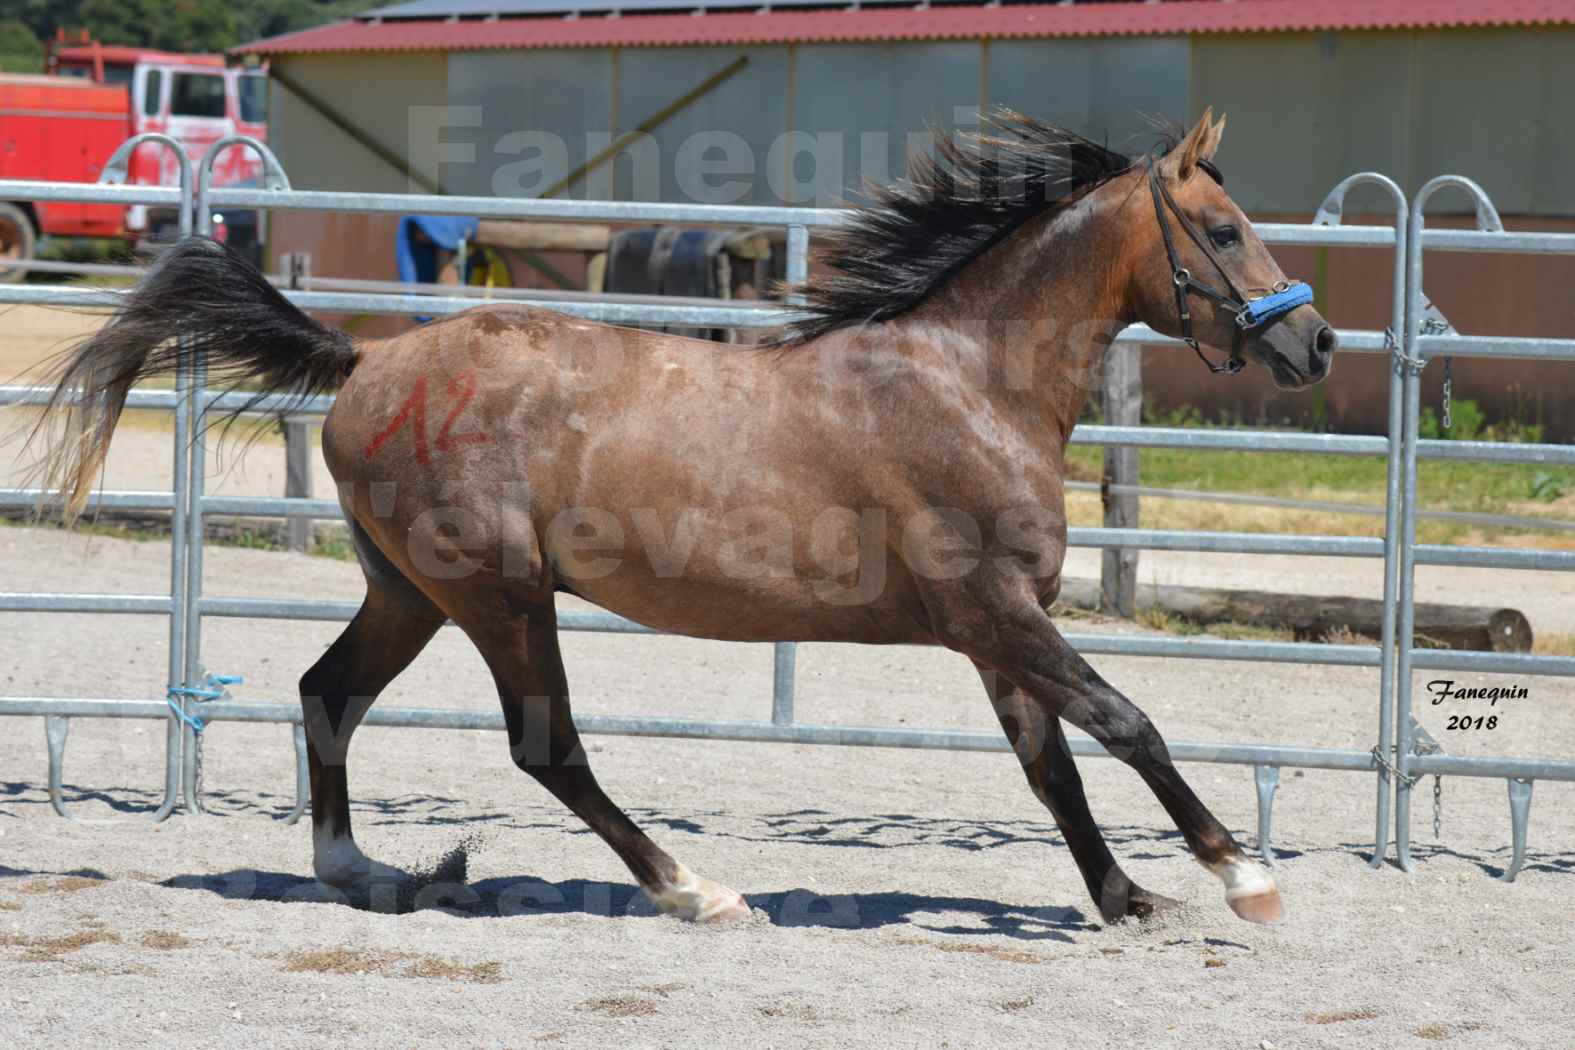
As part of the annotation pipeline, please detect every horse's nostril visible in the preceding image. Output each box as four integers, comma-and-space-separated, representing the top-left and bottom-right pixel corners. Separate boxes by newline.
1315, 325, 1338, 356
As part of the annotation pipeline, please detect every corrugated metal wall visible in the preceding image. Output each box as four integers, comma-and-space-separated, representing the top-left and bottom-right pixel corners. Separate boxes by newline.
267, 27, 1575, 214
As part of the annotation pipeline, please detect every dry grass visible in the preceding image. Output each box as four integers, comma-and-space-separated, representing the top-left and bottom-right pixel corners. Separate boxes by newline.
0, 900, 20, 912
404, 956, 502, 983
140, 930, 190, 950
1412, 1024, 1451, 1040
1306, 1008, 1379, 1024
889, 934, 1043, 965
577, 995, 659, 1018
280, 946, 501, 984
1535, 632, 1575, 657
19, 875, 107, 895
640, 982, 685, 998
758, 1001, 820, 1022
1135, 606, 1298, 643
0, 928, 121, 962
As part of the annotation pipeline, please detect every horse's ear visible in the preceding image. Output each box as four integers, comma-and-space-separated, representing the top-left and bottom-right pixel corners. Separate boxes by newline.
1200, 112, 1226, 162
1159, 107, 1216, 182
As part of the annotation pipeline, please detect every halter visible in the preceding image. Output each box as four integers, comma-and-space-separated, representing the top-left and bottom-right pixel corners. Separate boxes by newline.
1146, 156, 1315, 375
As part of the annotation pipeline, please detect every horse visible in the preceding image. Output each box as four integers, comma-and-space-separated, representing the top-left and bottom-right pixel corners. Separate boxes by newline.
30, 108, 1333, 926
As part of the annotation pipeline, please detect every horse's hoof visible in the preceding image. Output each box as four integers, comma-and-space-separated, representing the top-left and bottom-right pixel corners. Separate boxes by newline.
646, 864, 751, 923
313, 834, 402, 889
1213, 857, 1284, 925
1227, 887, 1284, 924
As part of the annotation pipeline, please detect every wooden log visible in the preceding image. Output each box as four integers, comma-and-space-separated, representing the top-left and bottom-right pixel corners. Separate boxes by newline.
474, 220, 611, 253
1053, 578, 1532, 653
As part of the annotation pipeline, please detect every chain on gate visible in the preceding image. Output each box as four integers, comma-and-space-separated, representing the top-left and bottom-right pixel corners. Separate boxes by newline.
1372, 717, 1445, 840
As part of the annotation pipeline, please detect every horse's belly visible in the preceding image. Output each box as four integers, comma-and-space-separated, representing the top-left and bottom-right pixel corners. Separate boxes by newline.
562, 567, 934, 646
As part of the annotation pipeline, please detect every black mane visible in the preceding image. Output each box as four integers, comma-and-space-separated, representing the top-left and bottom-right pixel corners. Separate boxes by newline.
780, 110, 1139, 344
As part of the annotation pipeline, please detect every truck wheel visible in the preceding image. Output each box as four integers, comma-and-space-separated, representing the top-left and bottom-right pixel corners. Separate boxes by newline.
0, 202, 36, 284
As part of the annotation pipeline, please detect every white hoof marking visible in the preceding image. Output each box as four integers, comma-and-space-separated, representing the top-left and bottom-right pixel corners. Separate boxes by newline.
1210, 857, 1277, 902
645, 863, 750, 923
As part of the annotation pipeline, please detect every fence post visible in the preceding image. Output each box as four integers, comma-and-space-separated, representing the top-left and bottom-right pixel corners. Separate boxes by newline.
1100, 344, 1141, 617
281, 252, 313, 553
282, 417, 312, 553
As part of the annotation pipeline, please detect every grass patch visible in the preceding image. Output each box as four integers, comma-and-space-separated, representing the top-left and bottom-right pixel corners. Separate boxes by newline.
1064, 442, 1573, 545
19, 875, 107, 895
1306, 1008, 1379, 1024
758, 1001, 819, 1022
281, 946, 501, 983
577, 995, 659, 1018
1535, 633, 1575, 657
1135, 607, 1300, 643
140, 930, 190, 950
889, 934, 1043, 965
0, 929, 121, 962
2, 512, 358, 561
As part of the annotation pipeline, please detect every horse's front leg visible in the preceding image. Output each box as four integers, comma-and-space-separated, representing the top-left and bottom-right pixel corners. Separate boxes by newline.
936, 596, 1282, 924
977, 664, 1182, 925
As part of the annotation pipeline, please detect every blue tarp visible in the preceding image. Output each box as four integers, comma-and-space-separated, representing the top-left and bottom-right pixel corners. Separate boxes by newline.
395, 215, 479, 285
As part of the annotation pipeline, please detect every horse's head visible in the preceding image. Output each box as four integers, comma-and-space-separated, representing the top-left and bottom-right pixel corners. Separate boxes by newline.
1124, 109, 1336, 389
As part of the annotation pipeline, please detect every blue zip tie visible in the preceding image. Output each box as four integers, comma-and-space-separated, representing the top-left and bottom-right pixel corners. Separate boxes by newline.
165, 690, 207, 733
165, 673, 244, 733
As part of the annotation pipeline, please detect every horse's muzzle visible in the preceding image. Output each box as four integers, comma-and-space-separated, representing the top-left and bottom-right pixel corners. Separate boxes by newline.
1253, 310, 1337, 389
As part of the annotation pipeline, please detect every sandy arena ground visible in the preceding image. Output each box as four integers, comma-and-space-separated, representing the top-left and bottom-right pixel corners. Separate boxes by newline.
3, 304, 1574, 1048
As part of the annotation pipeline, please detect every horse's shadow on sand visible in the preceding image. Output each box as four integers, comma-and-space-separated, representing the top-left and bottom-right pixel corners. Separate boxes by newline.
9, 786, 1570, 931
153, 867, 1096, 941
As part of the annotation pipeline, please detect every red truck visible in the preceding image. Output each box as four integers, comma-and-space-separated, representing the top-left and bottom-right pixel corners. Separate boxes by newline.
0, 40, 268, 280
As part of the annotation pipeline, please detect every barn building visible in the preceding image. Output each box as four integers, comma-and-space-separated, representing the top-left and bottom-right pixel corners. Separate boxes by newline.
236, 0, 1575, 437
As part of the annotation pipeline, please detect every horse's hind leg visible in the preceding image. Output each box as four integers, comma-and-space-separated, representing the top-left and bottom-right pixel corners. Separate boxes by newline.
300, 573, 445, 888
979, 666, 1180, 924
472, 601, 750, 923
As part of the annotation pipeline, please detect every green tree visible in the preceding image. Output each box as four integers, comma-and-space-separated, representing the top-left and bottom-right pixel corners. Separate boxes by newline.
0, 0, 361, 55
0, 16, 43, 72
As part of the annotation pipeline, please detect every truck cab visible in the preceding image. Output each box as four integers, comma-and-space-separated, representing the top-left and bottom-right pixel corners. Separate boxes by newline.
53, 43, 269, 240
0, 39, 268, 279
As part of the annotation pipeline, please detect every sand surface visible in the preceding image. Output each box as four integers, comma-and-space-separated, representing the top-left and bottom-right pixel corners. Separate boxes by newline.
2, 525, 1573, 1049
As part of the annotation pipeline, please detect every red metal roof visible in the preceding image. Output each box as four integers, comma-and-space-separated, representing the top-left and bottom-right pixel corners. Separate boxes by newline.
235, 0, 1575, 55
55, 45, 227, 67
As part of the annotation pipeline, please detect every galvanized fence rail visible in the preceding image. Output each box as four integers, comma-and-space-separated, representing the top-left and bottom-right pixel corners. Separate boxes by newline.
1, 137, 1565, 880
1388, 178, 1575, 881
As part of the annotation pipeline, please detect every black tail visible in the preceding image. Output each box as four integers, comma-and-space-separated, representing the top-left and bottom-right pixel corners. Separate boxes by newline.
27, 237, 357, 521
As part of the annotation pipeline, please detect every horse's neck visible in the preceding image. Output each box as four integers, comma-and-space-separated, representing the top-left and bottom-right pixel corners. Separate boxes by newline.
908, 197, 1132, 444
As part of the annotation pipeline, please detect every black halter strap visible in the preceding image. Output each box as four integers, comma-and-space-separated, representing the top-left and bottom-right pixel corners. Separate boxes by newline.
1147, 156, 1251, 375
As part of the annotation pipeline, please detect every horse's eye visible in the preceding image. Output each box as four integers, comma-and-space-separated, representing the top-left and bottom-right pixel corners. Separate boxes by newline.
1209, 226, 1239, 249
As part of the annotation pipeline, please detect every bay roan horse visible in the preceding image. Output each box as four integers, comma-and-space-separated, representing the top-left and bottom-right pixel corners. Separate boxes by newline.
32, 109, 1333, 926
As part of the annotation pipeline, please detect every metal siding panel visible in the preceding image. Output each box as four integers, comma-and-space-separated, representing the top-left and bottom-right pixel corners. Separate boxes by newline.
987, 37, 1188, 155
1415, 29, 1540, 214
270, 53, 448, 192
445, 49, 613, 198
1322, 31, 1412, 198
1533, 28, 1575, 214
612, 46, 790, 205
790, 42, 980, 205
1190, 34, 1343, 213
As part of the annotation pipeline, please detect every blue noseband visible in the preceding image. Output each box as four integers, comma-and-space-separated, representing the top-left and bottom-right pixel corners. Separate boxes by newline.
1236, 282, 1315, 330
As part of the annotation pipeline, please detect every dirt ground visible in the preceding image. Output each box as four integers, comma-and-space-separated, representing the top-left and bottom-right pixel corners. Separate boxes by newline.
3, 303, 1574, 1048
